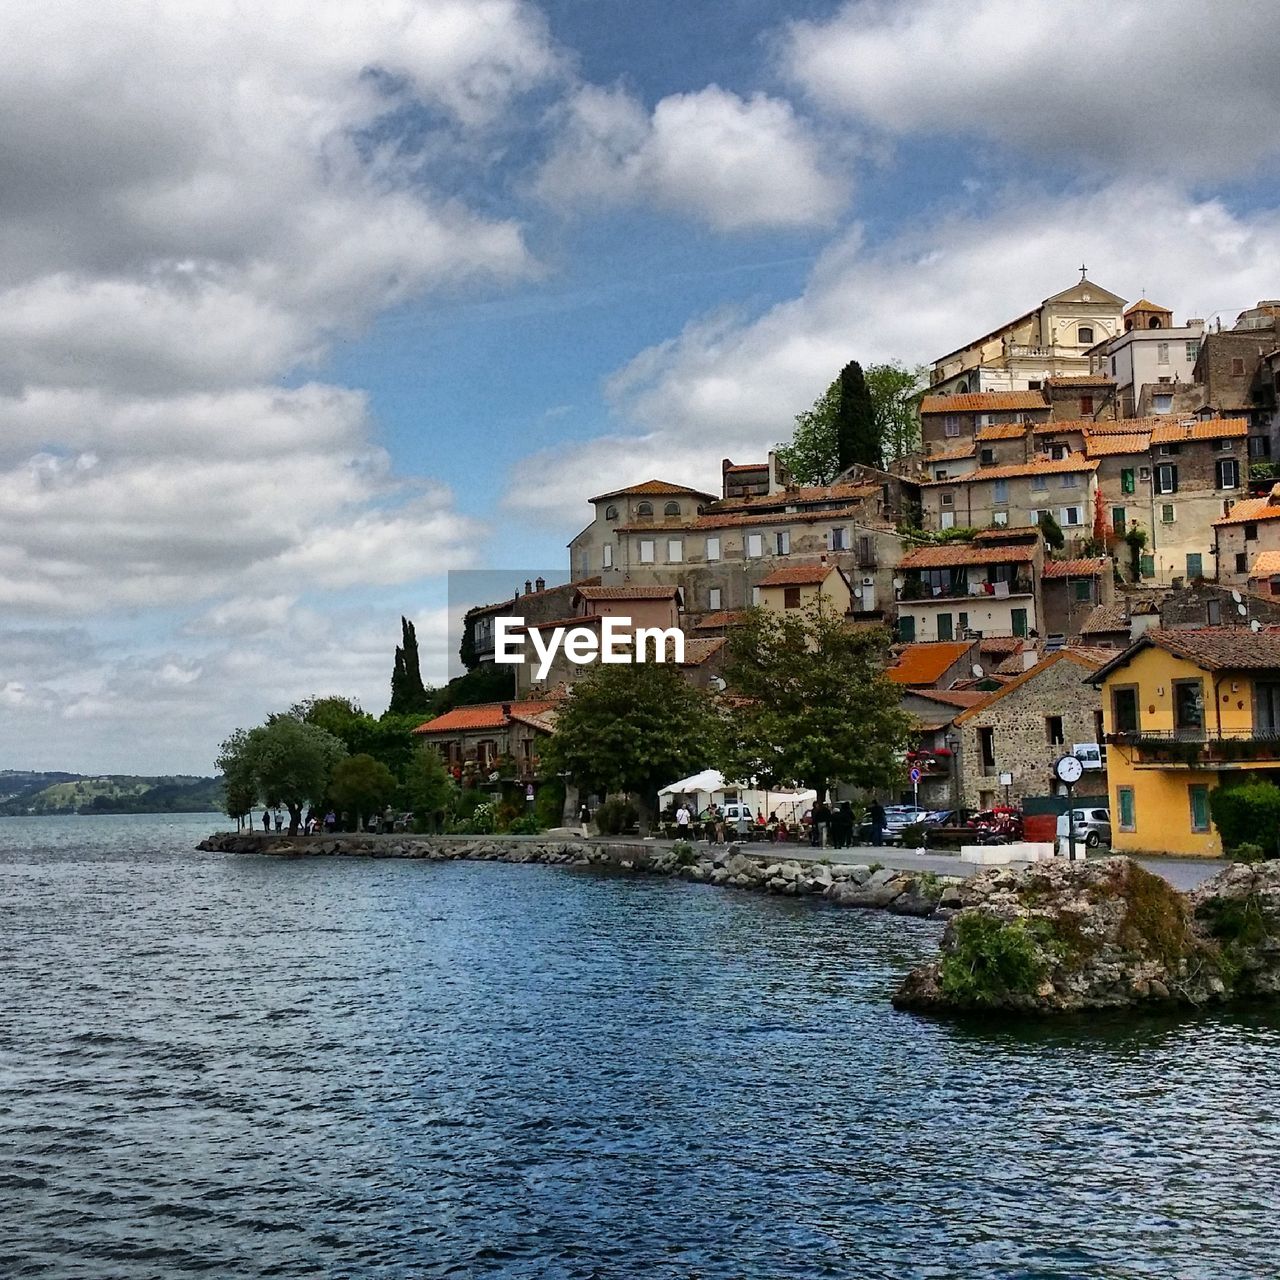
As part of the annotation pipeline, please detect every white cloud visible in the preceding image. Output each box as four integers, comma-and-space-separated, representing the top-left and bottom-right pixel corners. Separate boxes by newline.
505, 182, 1280, 524
784, 0, 1280, 179
536, 83, 846, 231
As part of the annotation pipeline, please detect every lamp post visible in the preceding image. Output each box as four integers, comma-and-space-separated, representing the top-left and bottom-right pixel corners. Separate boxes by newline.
946, 730, 961, 814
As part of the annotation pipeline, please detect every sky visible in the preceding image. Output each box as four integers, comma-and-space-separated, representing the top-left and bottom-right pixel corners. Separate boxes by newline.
4, 0, 1280, 774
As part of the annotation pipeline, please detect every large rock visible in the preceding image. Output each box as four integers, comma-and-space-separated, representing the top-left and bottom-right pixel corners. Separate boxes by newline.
895, 857, 1280, 1014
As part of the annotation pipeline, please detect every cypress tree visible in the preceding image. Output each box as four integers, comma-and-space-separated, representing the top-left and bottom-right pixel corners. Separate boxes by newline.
389, 617, 430, 714
834, 360, 881, 473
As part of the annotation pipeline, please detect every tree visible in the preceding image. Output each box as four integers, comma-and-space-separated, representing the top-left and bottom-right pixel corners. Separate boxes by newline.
866, 362, 926, 463
545, 662, 723, 831
389, 617, 432, 715
293, 694, 421, 778
722, 607, 911, 802
777, 378, 841, 486
328, 753, 398, 830
1124, 524, 1148, 583
834, 360, 880, 472
430, 664, 515, 715
402, 745, 454, 833
217, 727, 257, 830
216, 716, 347, 835
1038, 510, 1065, 552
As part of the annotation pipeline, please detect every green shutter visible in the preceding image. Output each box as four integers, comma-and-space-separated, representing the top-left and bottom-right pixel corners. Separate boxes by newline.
1119, 787, 1135, 830
1122, 468, 1135, 494
1112, 506, 1126, 535
1140, 553, 1155, 578
938, 613, 953, 641
1189, 785, 1209, 833
1187, 553, 1203, 579
1011, 608, 1028, 637
899, 615, 915, 642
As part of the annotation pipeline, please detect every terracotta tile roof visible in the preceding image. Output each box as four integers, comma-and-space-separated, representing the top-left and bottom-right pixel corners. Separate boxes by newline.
757, 563, 843, 587
509, 706, 558, 733
1088, 627, 1280, 680
919, 391, 1047, 415
926, 440, 977, 462
713, 482, 879, 511
1041, 557, 1110, 579
692, 610, 746, 629
413, 699, 558, 735
921, 453, 1096, 485
917, 687, 990, 707
465, 576, 600, 617
995, 649, 1035, 675
1085, 432, 1152, 457
1046, 374, 1117, 386
723, 462, 766, 473
575, 585, 681, 601
954, 650, 1105, 723
887, 641, 975, 685
1213, 496, 1280, 527
691, 503, 890, 531
520, 612, 602, 631
1065, 643, 1128, 663
679, 637, 726, 666
973, 525, 1041, 543
590, 479, 717, 502
1124, 298, 1170, 314
979, 635, 1025, 656
1248, 551, 1280, 578
1079, 600, 1130, 635
1033, 418, 1094, 434
899, 543, 1034, 568
1150, 416, 1247, 443
975, 422, 1030, 441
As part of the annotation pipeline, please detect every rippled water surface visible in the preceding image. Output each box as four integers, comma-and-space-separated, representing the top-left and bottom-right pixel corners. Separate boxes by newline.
3, 814, 1279, 1279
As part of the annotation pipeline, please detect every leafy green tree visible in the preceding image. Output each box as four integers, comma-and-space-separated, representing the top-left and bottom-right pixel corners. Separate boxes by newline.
865, 361, 926, 462
722, 607, 910, 802
430, 664, 515, 714
1124, 524, 1148, 582
217, 727, 258, 828
1038, 510, 1065, 552
402, 745, 455, 833
328, 753, 398, 830
834, 360, 880, 472
777, 379, 841, 485
292, 695, 421, 778
216, 716, 347, 835
389, 617, 432, 715
545, 662, 723, 831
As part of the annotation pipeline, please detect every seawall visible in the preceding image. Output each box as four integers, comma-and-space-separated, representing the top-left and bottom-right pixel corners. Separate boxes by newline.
196, 832, 962, 918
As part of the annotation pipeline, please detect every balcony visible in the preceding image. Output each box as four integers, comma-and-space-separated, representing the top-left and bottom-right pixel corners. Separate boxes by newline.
1106, 728, 1280, 769
906, 748, 953, 776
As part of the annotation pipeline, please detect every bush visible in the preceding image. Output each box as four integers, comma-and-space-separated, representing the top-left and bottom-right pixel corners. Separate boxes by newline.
507, 815, 541, 835
940, 913, 1046, 1006
671, 839, 696, 866
899, 821, 928, 847
453, 800, 495, 834
534, 779, 566, 830
1209, 781, 1280, 856
594, 798, 638, 835
1232, 842, 1267, 864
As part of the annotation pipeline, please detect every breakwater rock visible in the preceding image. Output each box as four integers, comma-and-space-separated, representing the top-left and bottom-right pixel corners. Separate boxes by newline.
195, 832, 962, 918
893, 856, 1280, 1014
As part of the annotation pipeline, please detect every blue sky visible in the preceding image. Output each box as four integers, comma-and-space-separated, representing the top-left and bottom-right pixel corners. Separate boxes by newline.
2, 0, 1279, 773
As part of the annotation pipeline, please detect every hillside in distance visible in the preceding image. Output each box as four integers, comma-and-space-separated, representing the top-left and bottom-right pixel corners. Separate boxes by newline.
0, 771, 224, 816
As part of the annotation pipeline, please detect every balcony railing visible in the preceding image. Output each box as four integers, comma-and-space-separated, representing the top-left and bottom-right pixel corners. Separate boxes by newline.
1107, 728, 1280, 767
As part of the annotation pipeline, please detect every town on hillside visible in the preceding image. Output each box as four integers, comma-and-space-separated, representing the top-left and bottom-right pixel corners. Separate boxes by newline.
415, 275, 1280, 859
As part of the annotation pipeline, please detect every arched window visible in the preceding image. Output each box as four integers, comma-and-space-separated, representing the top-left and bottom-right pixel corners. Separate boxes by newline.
955, 378, 969, 393
604, 504, 619, 521
663, 501, 681, 517
1078, 326, 1094, 345
1148, 317, 1162, 329
636, 501, 653, 517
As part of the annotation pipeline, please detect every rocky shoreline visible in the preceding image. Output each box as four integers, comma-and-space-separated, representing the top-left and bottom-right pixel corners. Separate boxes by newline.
196, 831, 963, 918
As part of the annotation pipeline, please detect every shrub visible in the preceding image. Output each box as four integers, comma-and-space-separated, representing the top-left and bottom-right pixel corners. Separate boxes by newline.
899, 821, 928, 847
940, 913, 1047, 1006
506, 815, 541, 835
1233, 842, 1267, 864
1209, 781, 1280, 856
534, 780, 566, 830
593, 798, 638, 835
671, 839, 696, 866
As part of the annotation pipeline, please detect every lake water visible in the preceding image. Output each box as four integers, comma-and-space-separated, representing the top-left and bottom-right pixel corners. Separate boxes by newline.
2, 814, 1279, 1279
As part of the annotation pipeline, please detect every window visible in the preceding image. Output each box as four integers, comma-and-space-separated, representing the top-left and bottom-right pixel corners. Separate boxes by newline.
1207, 598, 1221, 625
1217, 438, 1232, 453
636, 501, 653, 517
1156, 463, 1178, 494
1073, 579, 1092, 601
663, 501, 681, 517
1161, 503, 1175, 524
1121, 468, 1135, 495
1245, 522, 1259, 541
1174, 679, 1205, 737
602, 543, 613, 569
1249, 436, 1271, 459
1186, 340, 1200, 362
1112, 686, 1140, 733
1118, 787, 1136, 832
1011, 607, 1028, 637
941, 491, 955, 507
667, 538, 683, 563
1140, 553, 1155, 578
783, 586, 802, 609
1050, 444, 1067, 461
708, 587, 722, 610
1157, 442, 1180, 457
958, 612, 969, 630
1153, 394, 1173, 414
829, 527, 847, 550
1232, 357, 1246, 376
934, 469, 948, 481
705, 535, 721, 561
979, 727, 996, 770
1031, 474, 1048, 492
1187, 553, 1203, 579
899, 614, 916, 642
1236, 552, 1248, 574
638, 539, 655, 563
1110, 356, 1117, 375
1080, 394, 1094, 415
1078, 326, 1094, 345
994, 478, 1009, 504
604, 504, 619, 521
944, 414, 960, 437
1189, 785, 1210, 834
775, 531, 790, 556
746, 534, 763, 558
1046, 715, 1064, 745
980, 448, 995, 465
1061, 506, 1082, 526
940, 510, 956, 530
1216, 458, 1239, 489
1029, 380, 1042, 390
751, 586, 761, 605
1060, 472, 1078, 488
1157, 341, 1170, 365
1112, 506, 1126, 535
992, 510, 1009, 527
1139, 466, 1151, 482
937, 613, 954, 641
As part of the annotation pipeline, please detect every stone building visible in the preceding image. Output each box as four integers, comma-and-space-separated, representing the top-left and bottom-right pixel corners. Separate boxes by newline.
952, 650, 1108, 811
1213, 484, 1280, 585
1040, 558, 1114, 639
412, 699, 558, 781
1046, 374, 1119, 422
1192, 305, 1278, 457
465, 577, 598, 666
919, 453, 1098, 534
919, 390, 1050, 454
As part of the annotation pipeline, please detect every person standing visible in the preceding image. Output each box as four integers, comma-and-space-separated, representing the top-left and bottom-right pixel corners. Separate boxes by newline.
870, 798, 886, 848
675, 803, 691, 839
273, 809, 283, 833
262, 809, 271, 832
579, 803, 590, 836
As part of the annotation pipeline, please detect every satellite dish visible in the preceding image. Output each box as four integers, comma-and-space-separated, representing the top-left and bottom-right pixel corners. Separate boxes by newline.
1251, 618, 1263, 633
1238, 603, 1248, 616
971, 664, 985, 678
1232, 589, 1242, 603
892, 577, 905, 591
709, 676, 727, 693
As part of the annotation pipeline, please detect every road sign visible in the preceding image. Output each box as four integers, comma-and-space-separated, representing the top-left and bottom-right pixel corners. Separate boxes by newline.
909, 766, 922, 784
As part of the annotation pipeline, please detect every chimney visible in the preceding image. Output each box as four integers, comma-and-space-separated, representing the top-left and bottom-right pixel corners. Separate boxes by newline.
722, 458, 733, 472
525, 579, 533, 594
535, 576, 545, 592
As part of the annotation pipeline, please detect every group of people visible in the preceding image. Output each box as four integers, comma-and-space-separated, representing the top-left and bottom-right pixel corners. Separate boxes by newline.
661, 797, 890, 848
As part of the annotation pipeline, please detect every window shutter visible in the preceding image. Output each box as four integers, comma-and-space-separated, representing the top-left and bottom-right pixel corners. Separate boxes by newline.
1171, 464, 1179, 493
825, 529, 833, 551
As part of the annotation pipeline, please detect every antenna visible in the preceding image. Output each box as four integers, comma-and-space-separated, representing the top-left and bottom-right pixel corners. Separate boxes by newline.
709, 676, 727, 693
1251, 618, 1263, 633
1232, 589, 1242, 603
1238, 603, 1248, 616
971, 664, 985, 679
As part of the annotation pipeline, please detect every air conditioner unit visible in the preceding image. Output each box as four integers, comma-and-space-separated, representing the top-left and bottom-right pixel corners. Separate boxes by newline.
862, 576, 874, 586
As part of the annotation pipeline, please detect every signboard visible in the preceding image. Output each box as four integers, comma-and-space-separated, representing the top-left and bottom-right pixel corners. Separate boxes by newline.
525, 784, 535, 800
909, 767, 922, 784
999, 771, 1013, 786
1072, 743, 1103, 770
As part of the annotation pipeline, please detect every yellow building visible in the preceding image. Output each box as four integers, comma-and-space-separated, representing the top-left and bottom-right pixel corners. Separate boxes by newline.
754, 561, 853, 616
1088, 628, 1280, 856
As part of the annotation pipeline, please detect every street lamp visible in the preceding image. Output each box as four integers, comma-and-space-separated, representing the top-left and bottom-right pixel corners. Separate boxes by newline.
945, 730, 961, 813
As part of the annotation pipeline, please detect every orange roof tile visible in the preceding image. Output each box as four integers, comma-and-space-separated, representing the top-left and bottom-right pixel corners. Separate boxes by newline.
920, 391, 1048, 415
575, 585, 681, 601
1214, 496, 1280, 527
954, 651, 1105, 723
590, 479, 717, 502
714, 481, 878, 511
1249, 551, 1280, 578
690, 503, 891, 531
1046, 374, 1116, 386
975, 422, 1030, 441
921, 453, 1096, 485
757, 563, 844, 588
926, 440, 977, 462
888, 641, 975, 685
679, 637, 726, 666
1041, 557, 1110, 579
899, 543, 1034, 568
413, 699, 558, 735
692, 610, 747, 629
723, 462, 767, 473
1150, 416, 1247, 443
1124, 298, 1170, 314
1085, 432, 1152, 457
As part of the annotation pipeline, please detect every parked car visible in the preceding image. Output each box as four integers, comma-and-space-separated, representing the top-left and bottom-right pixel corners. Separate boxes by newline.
1057, 807, 1111, 848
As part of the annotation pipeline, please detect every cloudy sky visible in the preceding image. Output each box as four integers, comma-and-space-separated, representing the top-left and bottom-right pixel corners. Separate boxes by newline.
4, 0, 1280, 774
